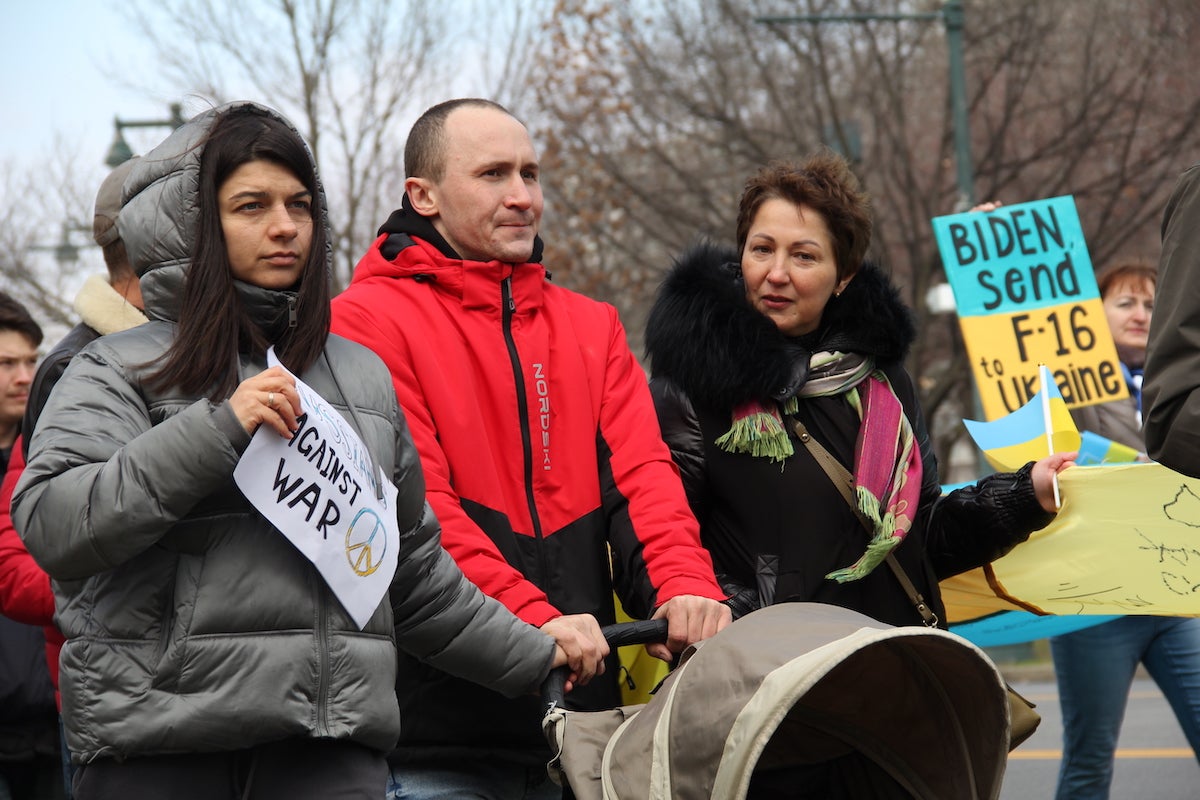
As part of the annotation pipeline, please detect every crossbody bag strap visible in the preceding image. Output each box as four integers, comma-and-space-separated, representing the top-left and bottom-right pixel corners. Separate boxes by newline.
791, 419, 939, 628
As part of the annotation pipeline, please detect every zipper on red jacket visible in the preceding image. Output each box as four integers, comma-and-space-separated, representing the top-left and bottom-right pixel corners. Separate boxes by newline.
502, 275, 549, 585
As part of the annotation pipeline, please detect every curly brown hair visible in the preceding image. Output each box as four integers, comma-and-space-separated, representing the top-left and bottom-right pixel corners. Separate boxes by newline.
736, 152, 872, 282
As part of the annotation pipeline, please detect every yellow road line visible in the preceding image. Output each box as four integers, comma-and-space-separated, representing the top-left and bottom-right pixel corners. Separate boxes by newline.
1010, 748, 1195, 760
1005, 690, 1165, 702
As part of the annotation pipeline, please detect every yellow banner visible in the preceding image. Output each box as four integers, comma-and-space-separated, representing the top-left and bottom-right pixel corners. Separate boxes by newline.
942, 463, 1200, 620
961, 298, 1127, 419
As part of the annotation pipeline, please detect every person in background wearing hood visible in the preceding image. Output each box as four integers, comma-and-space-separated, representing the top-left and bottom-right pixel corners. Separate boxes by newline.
1051, 259, 1200, 799
12, 102, 565, 800
0, 158, 146, 800
331, 97, 729, 800
645, 154, 1073, 796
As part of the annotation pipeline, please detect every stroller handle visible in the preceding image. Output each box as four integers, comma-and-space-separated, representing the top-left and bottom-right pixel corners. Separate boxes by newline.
541, 618, 669, 712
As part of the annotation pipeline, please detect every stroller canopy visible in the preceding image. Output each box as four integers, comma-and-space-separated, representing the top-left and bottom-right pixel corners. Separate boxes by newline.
546, 602, 1010, 800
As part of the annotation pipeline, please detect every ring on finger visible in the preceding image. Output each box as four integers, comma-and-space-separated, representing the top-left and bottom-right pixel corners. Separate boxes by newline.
268, 392, 276, 409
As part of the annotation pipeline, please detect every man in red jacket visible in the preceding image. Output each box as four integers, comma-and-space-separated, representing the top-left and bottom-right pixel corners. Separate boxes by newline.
331, 98, 730, 799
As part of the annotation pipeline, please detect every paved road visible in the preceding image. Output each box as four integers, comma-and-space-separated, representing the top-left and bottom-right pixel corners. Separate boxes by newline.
1000, 677, 1199, 799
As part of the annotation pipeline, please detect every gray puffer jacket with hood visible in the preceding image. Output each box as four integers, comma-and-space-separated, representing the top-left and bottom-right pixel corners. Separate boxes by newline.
13, 102, 555, 763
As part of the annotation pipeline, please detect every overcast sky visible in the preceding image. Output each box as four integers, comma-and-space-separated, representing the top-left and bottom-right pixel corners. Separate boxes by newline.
3, 2, 177, 167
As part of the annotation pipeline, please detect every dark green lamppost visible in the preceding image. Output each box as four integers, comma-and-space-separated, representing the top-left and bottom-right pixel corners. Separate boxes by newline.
29, 222, 94, 266
105, 102, 186, 168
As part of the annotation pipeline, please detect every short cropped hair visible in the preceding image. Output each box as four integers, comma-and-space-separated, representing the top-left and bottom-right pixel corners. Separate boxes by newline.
736, 152, 872, 282
404, 98, 513, 182
0, 292, 43, 346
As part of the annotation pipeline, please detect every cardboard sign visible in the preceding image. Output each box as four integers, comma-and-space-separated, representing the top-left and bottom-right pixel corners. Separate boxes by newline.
234, 350, 399, 629
932, 196, 1127, 419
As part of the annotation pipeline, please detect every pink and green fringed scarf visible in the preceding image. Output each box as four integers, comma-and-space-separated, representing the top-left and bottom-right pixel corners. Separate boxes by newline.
715, 351, 923, 582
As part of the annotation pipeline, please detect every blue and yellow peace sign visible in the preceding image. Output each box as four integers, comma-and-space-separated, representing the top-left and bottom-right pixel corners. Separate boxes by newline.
345, 508, 387, 576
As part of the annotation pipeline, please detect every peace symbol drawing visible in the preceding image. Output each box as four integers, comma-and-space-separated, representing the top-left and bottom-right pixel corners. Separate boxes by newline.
345, 508, 387, 576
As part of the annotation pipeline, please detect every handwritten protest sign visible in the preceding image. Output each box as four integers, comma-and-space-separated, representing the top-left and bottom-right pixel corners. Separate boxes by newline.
932, 196, 1126, 419
234, 350, 398, 629
941, 463, 1200, 618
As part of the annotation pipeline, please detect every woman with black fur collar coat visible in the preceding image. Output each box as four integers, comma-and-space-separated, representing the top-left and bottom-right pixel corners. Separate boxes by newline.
646, 154, 1074, 632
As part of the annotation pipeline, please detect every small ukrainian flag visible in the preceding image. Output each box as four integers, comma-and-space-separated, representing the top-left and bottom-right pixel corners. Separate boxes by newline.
963, 366, 1081, 472
1076, 431, 1140, 466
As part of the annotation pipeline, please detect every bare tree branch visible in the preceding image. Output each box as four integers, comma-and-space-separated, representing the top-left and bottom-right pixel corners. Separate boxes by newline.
120, 0, 453, 287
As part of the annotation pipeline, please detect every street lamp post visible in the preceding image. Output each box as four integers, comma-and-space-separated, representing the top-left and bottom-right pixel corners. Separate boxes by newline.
758, 2, 985, 477
105, 102, 186, 168
29, 222, 95, 266
941, 0, 974, 209
756, 0, 975, 209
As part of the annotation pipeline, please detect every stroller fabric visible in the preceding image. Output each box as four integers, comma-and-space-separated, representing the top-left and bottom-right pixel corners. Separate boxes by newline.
544, 602, 1010, 800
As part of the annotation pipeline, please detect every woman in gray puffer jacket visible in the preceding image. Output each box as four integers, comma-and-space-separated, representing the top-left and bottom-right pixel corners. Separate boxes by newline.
12, 103, 560, 799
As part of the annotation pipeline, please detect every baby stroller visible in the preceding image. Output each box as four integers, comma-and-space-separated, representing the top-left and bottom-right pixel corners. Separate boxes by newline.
542, 602, 1011, 800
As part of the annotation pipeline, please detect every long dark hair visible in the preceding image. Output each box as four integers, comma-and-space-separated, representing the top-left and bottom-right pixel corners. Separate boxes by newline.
148, 106, 331, 399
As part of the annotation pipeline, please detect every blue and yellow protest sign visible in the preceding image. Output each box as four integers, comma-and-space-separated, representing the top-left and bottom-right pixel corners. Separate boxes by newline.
932, 196, 1126, 419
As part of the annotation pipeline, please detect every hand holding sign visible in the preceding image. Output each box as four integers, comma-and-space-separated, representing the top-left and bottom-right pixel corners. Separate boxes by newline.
234, 350, 400, 629
229, 366, 301, 439
932, 196, 1127, 420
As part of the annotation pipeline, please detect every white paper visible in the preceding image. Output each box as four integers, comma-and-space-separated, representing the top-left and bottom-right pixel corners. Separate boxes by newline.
234, 349, 399, 629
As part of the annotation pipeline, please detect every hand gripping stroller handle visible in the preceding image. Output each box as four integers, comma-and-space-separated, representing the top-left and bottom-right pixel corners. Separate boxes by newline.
600, 618, 669, 649
541, 618, 669, 712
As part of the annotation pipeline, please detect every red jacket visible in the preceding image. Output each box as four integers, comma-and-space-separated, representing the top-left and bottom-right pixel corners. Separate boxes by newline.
0, 438, 63, 707
333, 233, 723, 622
332, 232, 723, 759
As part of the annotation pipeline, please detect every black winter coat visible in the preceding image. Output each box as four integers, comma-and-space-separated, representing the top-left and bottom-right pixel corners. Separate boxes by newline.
646, 244, 1055, 628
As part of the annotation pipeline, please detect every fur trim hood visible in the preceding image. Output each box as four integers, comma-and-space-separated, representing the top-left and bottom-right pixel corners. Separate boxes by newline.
645, 242, 916, 410
72, 275, 148, 336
